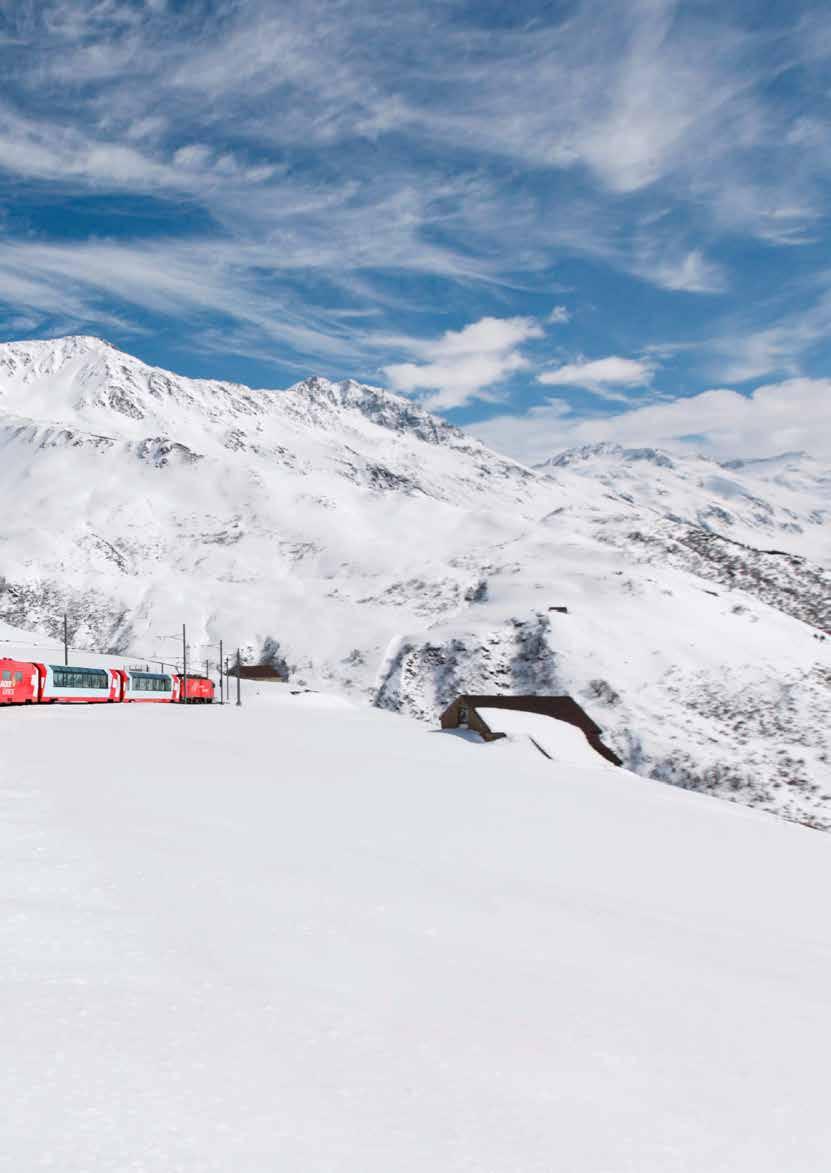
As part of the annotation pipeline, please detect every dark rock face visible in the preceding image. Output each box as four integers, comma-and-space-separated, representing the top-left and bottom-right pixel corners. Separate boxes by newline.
624, 522, 831, 631
0, 578, 134, 657
133, 437, 204, 467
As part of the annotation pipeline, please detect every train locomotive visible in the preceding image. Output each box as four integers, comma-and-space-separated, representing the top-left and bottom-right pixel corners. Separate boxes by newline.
0, 659, 215, 706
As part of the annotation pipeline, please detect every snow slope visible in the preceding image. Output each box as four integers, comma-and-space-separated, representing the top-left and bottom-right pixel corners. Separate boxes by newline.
0, 337, 829, 828
538, 442, 831, 565
2, 693, 831, 1171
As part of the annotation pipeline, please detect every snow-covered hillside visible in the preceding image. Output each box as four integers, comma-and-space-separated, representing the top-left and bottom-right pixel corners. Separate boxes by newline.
3, 693, 831, 1171
538, 442, 831, 565
1, 336, 829, 827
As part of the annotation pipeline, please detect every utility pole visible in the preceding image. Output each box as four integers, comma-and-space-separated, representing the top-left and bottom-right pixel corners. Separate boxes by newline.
219, 639, 224, 705
63, 614, 68, 666
205, 658, 209, 680
182, 623, 187, 705
236, 647, 241, 707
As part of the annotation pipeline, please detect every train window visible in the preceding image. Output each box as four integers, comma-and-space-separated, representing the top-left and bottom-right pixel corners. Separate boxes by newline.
132, 675, 171, 689
52, 667, 108, 689
14, 672, 23, 683
130, 673, 171, 692
1, 670, 10, 681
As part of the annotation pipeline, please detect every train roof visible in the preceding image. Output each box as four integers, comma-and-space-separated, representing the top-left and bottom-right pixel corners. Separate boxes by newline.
48, 663, 108, 672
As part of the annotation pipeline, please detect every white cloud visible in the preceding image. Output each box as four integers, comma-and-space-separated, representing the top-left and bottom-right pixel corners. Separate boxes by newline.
125, 115, 167, 141
547, 305, 571, 324
384, 316, 543, 409
173, 143, 213, 170
636, 248, 728, 294
473, 378, 831, 465
538, 356, 654, 394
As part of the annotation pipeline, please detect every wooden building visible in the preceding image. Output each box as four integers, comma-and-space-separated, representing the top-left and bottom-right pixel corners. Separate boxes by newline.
440, 694, 622, 766
227, 664, 288, 682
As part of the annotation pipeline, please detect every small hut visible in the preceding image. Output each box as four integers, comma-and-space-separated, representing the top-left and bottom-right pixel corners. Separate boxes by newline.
227, 664, 288, 682
440, 694, 621, 766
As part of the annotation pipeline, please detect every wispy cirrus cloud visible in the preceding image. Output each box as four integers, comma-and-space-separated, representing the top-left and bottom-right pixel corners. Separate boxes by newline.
707, 284, 831, 384
0, 237, 377, 364
2, 1, 826, 250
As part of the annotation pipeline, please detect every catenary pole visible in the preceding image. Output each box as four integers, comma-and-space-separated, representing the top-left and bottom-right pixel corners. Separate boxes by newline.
219, 639, 224, 704
236, 648, 241, 707
182, 623, 187, 705
63, 614, 68, 666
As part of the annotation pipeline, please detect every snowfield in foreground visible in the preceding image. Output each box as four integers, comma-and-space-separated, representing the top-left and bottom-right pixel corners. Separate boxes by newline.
3, 691, 831, 1171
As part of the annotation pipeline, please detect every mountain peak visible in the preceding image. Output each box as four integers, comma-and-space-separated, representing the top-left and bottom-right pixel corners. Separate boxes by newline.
56, 334, 118, 351
5, 334, 121, 357
286, 375, 461, 446
538, 442, 678, 470
0, 335, 126, 385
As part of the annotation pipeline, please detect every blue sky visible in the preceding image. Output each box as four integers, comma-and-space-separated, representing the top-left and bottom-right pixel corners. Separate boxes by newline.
1, 0, 830, 462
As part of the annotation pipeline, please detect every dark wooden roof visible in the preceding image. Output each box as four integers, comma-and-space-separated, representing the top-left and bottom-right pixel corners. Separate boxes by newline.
227, 664, 288, 681
440, 694, 621, 766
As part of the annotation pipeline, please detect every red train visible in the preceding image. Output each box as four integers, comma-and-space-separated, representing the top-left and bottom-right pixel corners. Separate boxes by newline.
0, 659, 215, 706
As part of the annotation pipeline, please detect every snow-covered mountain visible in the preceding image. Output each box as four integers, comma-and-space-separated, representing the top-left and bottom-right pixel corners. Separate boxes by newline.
538, 441, 831, 565
1, 336, 829, 827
